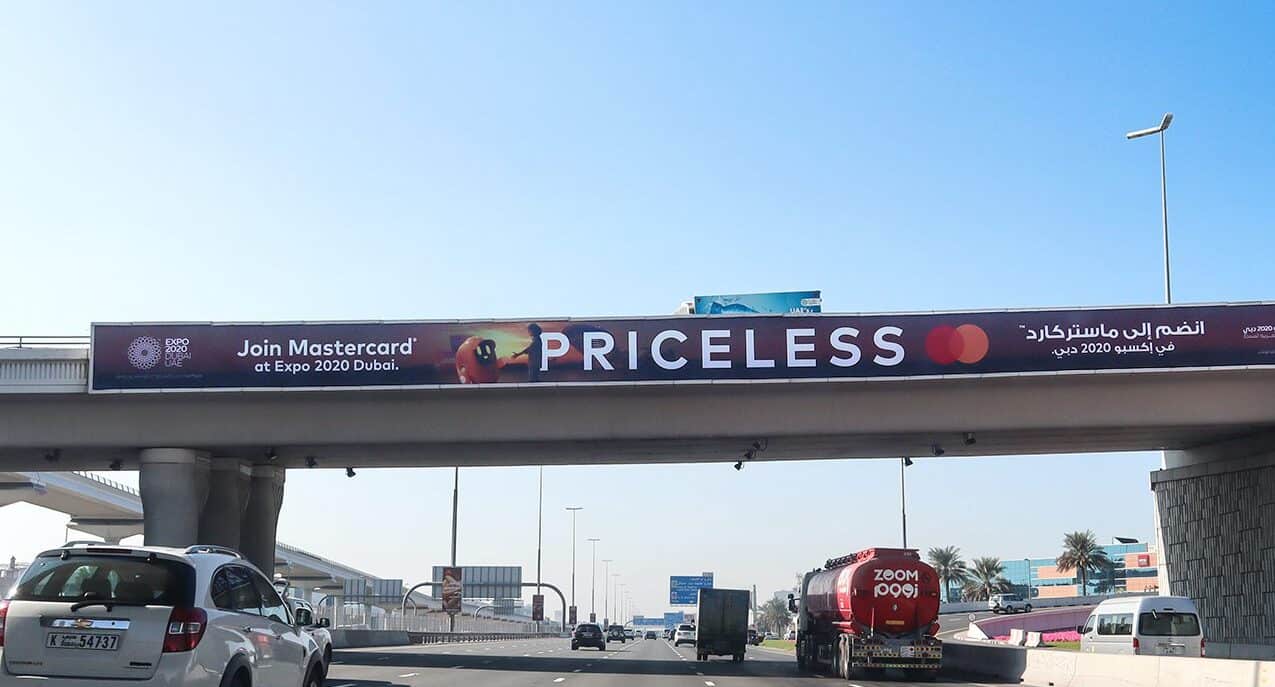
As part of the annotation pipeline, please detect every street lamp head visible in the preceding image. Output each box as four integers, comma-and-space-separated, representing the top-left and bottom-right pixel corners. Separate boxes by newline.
1126, 112, 1174, 140
565, 506, 583, 512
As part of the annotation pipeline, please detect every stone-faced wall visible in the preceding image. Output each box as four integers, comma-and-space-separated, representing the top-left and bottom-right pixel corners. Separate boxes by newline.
1152, 454, 1275, 648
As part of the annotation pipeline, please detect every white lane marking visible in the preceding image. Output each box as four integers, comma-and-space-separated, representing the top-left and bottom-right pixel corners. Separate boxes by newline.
554, 679, 566, 683
376, 656, 389, 661
705, 682, 716, 687
450, 665, 464, 669
696, 671, 704, 675
573, 668, 583, 673
398, 673, 419, 678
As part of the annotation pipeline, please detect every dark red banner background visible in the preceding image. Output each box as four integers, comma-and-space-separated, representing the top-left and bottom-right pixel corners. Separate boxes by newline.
90, 303, 1275, 392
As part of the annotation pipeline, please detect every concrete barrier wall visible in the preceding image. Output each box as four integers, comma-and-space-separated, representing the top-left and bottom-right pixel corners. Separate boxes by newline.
331, 630, 559, 649
943, 643, 1275, 687
330, 629, 411, 648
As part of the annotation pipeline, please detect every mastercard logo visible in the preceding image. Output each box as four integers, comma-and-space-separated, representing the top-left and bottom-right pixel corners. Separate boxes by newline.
925, 324, 989, 365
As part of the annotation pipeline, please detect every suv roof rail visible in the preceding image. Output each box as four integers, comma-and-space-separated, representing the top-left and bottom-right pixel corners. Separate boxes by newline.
184, 545, 244, 558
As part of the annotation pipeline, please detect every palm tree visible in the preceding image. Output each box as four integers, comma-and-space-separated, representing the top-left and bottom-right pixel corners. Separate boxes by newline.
926, 546, 970, 603
1055, 531, 1113, 595
759, 597, 791, 637
962, 557, 1010, 601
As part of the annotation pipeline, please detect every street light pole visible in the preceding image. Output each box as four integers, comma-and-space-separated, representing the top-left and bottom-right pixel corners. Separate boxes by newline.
900, 457, 914, 548
601, 559, 613, 625
587, 538, 600, 620
565, 507, 582, 619
449, 466, 459, 632
1025, 558, 1033, 601
536, 468, 543, 594
1125, 113, 1175, 304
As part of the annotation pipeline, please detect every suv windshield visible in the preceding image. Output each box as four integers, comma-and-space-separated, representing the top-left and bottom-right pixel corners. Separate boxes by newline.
14, 553, 195, 607
1138, 612, 1201, 636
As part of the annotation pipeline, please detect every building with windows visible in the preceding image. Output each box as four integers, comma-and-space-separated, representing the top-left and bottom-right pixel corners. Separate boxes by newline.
992, 543, 1159, 601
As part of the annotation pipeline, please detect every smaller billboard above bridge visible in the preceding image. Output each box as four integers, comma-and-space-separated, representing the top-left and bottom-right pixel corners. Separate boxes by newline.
670, 573, 714, 605
693, 291, 822, 315
89, 302, 1275, 392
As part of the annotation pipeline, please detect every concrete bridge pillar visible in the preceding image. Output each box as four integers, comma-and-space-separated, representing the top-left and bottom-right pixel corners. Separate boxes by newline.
240, 465, 285, 577
138, 448, 209, 548
198, 461, 251, 550
1152, 432, 1275, 658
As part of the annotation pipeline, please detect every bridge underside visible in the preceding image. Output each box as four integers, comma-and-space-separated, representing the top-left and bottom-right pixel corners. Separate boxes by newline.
1, 368, 1273, 470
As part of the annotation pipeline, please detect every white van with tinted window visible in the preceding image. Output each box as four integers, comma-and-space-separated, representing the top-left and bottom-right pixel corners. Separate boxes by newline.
1078, 596, 1203, 657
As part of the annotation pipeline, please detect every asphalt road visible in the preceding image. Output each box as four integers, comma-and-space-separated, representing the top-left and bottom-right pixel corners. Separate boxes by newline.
938, 611, 997, 638
325, 636, 1006, 687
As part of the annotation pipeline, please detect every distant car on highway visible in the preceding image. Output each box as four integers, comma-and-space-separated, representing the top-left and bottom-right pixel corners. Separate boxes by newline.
286, 596, 334, 674
607, 624, 627, 643
624, 627, 636, 640
673, 623, 697, 647
646, 630, 658, 639
989, 593, 1032, 614
572, 622, 606, 650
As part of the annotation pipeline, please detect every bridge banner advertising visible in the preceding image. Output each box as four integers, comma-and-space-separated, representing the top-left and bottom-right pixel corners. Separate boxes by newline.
89, 302, 1275, 392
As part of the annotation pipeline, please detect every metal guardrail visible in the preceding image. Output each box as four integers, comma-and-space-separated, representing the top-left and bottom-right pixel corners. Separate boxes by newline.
69, 471, 139, 497
0, 336, 90, 348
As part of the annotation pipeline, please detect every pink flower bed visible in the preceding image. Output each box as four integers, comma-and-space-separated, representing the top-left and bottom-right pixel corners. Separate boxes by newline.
991, 630, 1080, 644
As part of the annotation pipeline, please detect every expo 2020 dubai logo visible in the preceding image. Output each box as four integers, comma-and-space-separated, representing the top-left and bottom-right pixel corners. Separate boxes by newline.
126, 336, 162, 370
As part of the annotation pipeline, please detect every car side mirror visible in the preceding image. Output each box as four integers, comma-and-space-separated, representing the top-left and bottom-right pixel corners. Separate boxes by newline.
787, 594, 797, 614
318, 618, 330, 628
1076, 625, 1085, 634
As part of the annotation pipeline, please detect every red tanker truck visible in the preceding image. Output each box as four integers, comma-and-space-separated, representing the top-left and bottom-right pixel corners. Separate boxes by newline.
788, 547, 942, 678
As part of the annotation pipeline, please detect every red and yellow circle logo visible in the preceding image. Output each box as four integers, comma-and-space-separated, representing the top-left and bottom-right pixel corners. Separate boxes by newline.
925, 324, 989, 365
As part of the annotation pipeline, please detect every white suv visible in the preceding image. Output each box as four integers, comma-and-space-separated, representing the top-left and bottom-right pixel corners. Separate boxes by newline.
673, 623, 697, 647
989, 593, 1032, 614
0, 542, 326, 687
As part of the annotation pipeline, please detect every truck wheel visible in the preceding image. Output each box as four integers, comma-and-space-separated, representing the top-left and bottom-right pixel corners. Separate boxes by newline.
795, 640, 807, 672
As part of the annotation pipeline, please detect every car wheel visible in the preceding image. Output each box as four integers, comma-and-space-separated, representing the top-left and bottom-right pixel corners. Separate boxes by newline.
1026, 604, 1032, 613
304, 666, 323, 687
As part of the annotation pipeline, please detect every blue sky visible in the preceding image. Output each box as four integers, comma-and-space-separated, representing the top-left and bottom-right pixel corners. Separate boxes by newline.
2, 3, 1272, 616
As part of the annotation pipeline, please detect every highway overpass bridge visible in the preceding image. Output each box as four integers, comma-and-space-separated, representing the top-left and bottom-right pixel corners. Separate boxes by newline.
2, 301, 1275, 652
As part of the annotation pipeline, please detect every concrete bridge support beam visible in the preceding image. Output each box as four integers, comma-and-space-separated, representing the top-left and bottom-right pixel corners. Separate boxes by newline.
241, 465, 285, 576
198, 461, 251, 550
1152, 432, 1275, 658
139, 448, 209, 548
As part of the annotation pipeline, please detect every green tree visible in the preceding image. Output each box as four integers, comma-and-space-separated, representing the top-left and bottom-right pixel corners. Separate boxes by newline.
1055, 530, 1113, 595
926, 546, 970, 603
759, 597, 791, 636
961, 557, 1010, 601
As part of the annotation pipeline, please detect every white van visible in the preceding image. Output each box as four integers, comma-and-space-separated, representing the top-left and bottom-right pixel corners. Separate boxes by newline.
1078, 596, 1203, 657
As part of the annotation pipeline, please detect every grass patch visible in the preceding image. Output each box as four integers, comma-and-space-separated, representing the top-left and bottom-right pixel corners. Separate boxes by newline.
761, 639, 796, 652
1044, 641, 1080, 651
